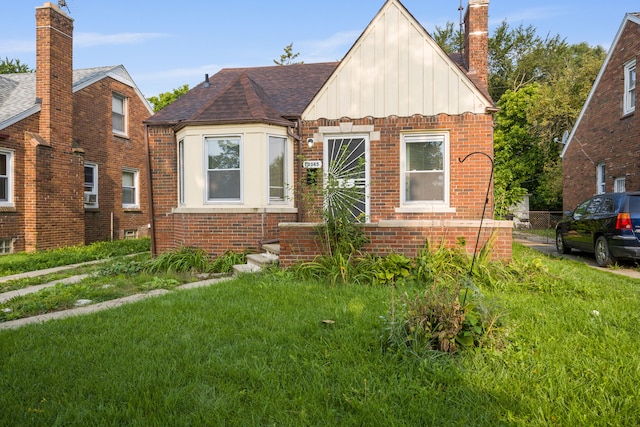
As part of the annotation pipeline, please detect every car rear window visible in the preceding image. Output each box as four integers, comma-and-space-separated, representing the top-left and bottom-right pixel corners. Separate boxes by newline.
628, 196, 640, 214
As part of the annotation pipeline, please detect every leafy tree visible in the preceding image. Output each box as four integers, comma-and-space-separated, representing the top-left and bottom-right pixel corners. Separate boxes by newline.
147, 84, 189, 113
273, 43, 303, 66
0, 57, 32, 74
433, 22, 464, 55
435, 20, 605, 211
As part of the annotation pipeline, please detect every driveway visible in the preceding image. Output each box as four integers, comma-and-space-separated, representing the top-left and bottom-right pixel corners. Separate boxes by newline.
514, 233, 640, 280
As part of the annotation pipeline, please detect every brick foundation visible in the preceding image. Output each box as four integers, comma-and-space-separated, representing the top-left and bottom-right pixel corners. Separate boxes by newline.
279, 220, 512, 267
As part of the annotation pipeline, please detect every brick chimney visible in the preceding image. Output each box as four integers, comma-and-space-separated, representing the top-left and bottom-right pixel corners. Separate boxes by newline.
36, 2, 73, 149
464, 0, 489, 93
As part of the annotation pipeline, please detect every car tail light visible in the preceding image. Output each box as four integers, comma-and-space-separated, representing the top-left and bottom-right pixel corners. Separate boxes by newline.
616, 212, 632, 230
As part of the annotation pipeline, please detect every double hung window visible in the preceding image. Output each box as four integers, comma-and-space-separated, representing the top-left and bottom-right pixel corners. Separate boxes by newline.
84, 163, 98, 207
596, 163, 606, 194
122, 169, 139, 208
268, 136, 286, 202
624, 60, 636, 115
0, 150, 14, 206
402, 133, 449, 205
112, 93, 127, 135
206, 136, 241, 201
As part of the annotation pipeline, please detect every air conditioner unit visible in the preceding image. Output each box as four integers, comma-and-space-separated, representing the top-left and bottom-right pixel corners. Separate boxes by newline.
84, 193, 97, 205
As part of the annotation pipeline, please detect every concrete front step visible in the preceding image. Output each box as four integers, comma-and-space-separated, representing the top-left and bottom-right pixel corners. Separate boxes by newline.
232, 250, 280, 275
261, 243, 280, 255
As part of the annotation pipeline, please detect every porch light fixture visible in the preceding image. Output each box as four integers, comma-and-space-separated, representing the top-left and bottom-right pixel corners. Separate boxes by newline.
307, 138, 314, 148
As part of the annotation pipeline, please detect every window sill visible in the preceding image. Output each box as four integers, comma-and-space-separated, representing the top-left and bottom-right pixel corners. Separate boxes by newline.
395, 205, 456, 214
84, 207, 100, 212
621, 111, 634, 119
113, 132, 130, 140
173, 206, 297, 214
0, 206, 17, 213
123, 207, 142, 213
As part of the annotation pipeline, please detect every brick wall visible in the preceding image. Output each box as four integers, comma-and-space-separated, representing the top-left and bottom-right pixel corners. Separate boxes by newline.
299, 114, 495, 222
28, 3, 84, 251
75, 78, 151, 243
0, 3, 150, 253
148, 112, 506, 260
279, 220, 512, 267
563, 21, 640, 210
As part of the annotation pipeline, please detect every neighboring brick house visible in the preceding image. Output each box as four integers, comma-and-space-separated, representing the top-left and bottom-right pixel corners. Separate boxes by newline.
562, 13, 640, 210
0, 2, 152, 253
146, 0, 512, 264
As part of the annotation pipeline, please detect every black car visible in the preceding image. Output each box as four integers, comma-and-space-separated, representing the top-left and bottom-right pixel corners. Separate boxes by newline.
555, 192, 640, 267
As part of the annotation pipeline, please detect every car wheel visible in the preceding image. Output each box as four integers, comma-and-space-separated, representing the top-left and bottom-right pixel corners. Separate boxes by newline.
556, 232, 571, 254
594, 236, 617, 267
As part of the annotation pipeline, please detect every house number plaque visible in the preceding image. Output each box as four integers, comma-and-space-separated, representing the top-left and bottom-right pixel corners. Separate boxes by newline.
303, 160, 322, 169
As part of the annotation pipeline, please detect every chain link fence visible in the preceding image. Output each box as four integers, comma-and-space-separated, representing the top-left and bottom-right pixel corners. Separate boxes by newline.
512, 211, 564, 244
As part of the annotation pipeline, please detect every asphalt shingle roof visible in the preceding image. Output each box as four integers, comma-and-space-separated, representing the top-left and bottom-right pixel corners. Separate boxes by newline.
147, 62, 339, 126
0, 66, 120, 129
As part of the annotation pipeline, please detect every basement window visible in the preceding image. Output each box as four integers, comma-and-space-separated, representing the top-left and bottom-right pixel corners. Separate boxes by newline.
0, 239, 13, 255
123, 230, 137, 240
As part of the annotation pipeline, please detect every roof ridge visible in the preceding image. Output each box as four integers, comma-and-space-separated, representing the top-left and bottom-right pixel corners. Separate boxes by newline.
239, 73, 283, 121
188, 71, 244, 121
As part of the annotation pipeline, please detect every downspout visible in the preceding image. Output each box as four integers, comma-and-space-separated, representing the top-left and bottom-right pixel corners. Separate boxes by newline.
287, 118, 303, 222
144, 123, 157, 257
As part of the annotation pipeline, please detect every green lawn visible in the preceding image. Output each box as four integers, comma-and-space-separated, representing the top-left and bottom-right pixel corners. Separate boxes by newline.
0, 244, 639, 425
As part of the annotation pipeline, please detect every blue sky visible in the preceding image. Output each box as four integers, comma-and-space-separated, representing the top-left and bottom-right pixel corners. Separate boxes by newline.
1, 0, 638, 98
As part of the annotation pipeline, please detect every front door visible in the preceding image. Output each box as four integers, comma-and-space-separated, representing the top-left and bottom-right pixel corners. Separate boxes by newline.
324, 136, 369, 222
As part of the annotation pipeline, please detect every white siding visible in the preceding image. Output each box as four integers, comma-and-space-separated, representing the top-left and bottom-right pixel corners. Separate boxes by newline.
302, 0, 491, 120
174, 124, 295, 212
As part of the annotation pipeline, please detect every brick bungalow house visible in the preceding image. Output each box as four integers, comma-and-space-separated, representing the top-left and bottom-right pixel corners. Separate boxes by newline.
0, 2, 153, 253
561, 12, 640, 210
146, 0, 512, 265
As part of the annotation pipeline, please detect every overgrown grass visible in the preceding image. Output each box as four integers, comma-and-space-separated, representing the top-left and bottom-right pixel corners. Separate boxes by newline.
0, 238, 150, 276
0, 243, 639, 425
0, 249, 246, 322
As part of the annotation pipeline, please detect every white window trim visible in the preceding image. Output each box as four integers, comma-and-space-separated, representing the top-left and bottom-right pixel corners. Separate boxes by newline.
204, 135, 243, 204
267, 134, 288, 205
624, 59, 636, 115
397, 132, 453, 213
122, 168, 139, 209
0, 149, 14, 208
178, 140, 185, 206
84, 162, 99, 208
596, 162, 606, 195
112, 93, 128, 137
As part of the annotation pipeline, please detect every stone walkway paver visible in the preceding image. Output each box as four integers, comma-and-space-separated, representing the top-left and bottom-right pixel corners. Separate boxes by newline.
0, 263, 233, 330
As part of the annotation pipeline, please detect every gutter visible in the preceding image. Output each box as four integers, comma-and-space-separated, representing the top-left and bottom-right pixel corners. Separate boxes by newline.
287, 118, 303, 223
144, 124, 157, 257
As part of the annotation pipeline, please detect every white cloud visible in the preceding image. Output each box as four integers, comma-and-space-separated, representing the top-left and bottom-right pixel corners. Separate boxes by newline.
0, 40, 34, 54
300, 30, 361, 62
74, 32, 168, 48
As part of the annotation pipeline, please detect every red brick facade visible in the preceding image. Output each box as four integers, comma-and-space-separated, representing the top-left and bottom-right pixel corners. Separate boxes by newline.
75, 78, 151, 243
0, 3, 150, 252
145, 0, 510, 262
148, 112, 506, 260
562, 18, 640, 210
279, 221, 512, 267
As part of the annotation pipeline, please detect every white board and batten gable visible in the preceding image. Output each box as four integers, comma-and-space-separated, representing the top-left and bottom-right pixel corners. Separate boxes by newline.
302, 0, 492, 121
